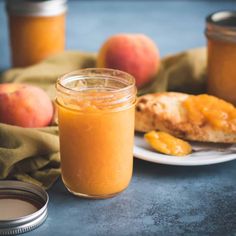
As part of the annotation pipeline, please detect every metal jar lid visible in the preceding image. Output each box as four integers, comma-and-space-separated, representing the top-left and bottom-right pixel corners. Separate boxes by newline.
205, 11, 236, 43
6, 0, 67, 17
0, 181, 49, 235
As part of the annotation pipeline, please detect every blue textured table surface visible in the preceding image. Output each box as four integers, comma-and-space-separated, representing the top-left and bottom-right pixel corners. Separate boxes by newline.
1, 0, 236, 235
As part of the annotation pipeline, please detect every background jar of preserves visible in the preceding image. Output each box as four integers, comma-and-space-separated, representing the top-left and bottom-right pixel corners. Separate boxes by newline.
205, 11, 236, 105
6, 0, 67, 67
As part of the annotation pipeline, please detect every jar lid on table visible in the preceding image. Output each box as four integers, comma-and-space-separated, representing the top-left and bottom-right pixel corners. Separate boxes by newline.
0, 181, 49, 235
6, 0, 67, 17
205, 11, 236, 43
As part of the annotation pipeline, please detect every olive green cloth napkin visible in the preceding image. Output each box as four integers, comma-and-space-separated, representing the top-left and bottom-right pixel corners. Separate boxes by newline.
139, 47, 207, 95
0, 48, 207, 189
0, 124, 59, 189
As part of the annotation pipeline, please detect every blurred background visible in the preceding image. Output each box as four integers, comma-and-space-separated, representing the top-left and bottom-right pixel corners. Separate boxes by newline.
0, 0, 235, 70
0, 2, 236, 235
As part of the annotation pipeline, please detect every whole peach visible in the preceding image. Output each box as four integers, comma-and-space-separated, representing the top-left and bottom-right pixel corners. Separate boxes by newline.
97, 34, 160, 88
0, 83, 53, 127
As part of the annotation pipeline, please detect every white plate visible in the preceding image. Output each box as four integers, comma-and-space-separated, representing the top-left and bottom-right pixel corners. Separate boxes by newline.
133, 133, 236, 166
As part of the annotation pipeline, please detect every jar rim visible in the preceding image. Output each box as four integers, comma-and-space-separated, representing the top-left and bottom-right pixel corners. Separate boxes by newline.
205, 11, 236, 43
6, 0, 67, 17
56, 68, 136, 95
206, 11, 236, 28
56, 68, 137, 111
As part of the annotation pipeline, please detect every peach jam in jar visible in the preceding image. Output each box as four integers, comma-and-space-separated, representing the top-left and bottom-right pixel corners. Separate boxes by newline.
6, 0, 67, 67
206, 11, 236, 105
56, 69, 137, 199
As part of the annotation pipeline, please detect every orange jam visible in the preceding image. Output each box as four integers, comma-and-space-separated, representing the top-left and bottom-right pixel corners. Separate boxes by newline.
183, 94, 236, 132
6, 0, 66, 67
206, 11, 236, 105
56, 69, 136, 198
145, 131, 192, 156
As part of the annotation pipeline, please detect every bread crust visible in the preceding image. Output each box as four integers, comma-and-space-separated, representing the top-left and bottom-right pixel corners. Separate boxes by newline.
135, 92, 236, 143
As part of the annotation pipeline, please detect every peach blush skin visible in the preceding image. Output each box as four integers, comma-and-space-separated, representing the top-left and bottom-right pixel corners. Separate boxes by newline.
0, 84, 53, 127
97, 34, 160, 88
57, 103, 135, 197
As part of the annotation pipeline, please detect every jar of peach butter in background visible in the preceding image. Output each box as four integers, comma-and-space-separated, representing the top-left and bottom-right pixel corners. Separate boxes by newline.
206, 11, 236, 105
6, 0, 67, 67
56, 69, 137, 199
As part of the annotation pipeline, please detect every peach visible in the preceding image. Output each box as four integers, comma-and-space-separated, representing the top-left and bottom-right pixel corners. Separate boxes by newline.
0, 83, 53, 127
97, 34, 160, 88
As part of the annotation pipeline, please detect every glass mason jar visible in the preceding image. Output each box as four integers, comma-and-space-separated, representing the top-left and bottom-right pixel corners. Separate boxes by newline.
56, 68, 137, 199
205, 11, 236, 105
6, 0, 67, 67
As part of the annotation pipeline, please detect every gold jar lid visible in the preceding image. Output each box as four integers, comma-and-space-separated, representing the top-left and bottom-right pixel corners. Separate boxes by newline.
205, 11, 236, 43
6, 0, 67, 17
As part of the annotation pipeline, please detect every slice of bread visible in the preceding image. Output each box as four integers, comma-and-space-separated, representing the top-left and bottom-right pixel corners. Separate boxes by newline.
135, 92, 236, 143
